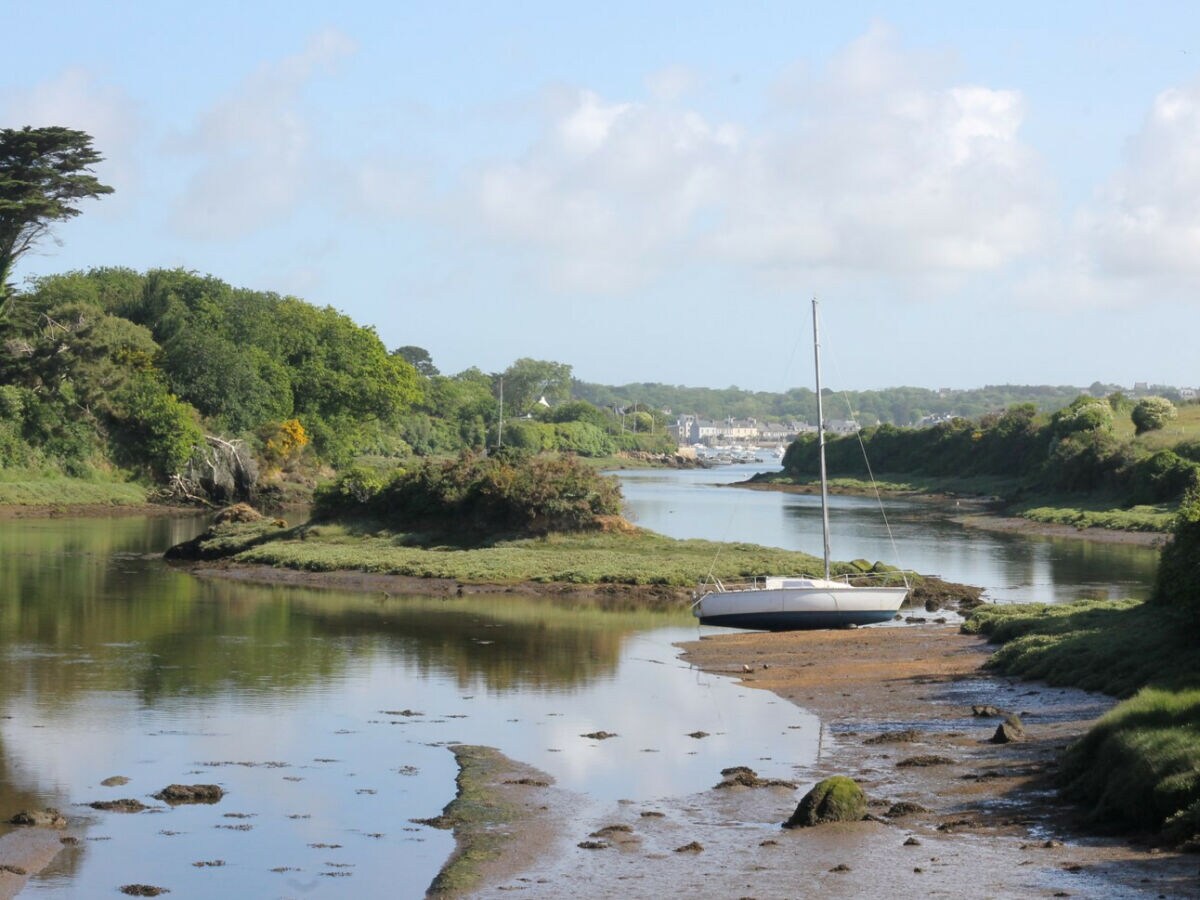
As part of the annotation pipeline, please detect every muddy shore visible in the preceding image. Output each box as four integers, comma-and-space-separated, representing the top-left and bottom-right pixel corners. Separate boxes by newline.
444, 626, 1197, 898
0, 502, 199, 520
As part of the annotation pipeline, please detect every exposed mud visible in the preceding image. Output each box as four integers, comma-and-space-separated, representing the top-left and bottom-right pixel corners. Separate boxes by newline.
440, 626, 1198, 898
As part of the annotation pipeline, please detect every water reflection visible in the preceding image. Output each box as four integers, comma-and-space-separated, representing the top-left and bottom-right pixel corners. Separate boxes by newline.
0, 515, 813, 898
617, 463, 1159, 603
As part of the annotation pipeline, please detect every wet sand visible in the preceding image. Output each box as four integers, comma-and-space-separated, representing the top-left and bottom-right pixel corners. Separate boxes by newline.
454, 626, 1198, 898
0, 828, 66, 899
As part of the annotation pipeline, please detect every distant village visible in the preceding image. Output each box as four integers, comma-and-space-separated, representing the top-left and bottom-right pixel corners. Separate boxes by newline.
668, 381, 1198, 450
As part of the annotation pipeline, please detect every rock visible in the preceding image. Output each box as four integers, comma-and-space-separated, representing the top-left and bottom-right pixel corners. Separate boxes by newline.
100, 776, 130, 787
9, 808, 66, 828
864, 728, 921, 745
687, 731, 710, 739
896, 755, 956, 768
971, 705, 1004, 717
577, 840, 607, 850
580, 731, 617, 740
905, 616, 928, 624
924, 597, 943, 613
830, 863, 851, 872
783, 776, 867, 828
89, 799, 150, 813
903, 836, 922, 846
715, 766, 796, 790
212, 503, 263, 524
119, 885, 170, 896
154, 784, 225, 805
674, 841, 703, 853
886, 801, 929, 818
990, 714, 1027, 744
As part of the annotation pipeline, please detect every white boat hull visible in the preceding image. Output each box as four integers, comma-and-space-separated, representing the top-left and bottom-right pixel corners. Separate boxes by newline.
693, 580, 908, 631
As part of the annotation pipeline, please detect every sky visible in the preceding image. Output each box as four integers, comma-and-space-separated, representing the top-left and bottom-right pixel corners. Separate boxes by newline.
3, 1, 1200, 392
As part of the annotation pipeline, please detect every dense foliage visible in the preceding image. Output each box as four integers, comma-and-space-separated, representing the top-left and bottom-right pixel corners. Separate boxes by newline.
782, 396, 1200, 508
1152, 489, 1200, 620
0, 267, 420, 480
1132, 396, 1177, 435
313, 452, 623, 536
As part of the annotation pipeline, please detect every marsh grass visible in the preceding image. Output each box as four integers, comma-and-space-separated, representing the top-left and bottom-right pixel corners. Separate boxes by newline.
964, 600, 1200, 837
220, 521, 837, 588
1011, 499, 1177, 533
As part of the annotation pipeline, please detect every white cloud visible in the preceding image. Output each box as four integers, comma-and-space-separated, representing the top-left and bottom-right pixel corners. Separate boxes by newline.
168, 27, 357, 239
473, 88, 741, 292
1079, 81, 1200, 284
3, 67, 140, 206
468, 24, 1048, 296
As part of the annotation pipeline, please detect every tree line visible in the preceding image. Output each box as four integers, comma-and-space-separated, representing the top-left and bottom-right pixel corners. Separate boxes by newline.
783, 395, 1198, 507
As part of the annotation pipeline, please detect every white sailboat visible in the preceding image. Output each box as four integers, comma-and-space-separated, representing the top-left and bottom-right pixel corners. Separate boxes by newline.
691, 299, 909, 630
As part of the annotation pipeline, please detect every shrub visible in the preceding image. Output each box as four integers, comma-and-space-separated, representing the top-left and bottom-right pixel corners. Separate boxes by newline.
1152, 488, 1200, 619
1128, 450, 1200, 505
1132, 397, 1177, 435
317, 452, 623, 536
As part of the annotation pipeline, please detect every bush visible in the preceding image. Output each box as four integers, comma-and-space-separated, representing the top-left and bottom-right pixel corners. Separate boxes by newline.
1132, 397, 1177, 435
316, 452, 623, 536
1152, 489, 1200, 619
1128, 450, 1200, 505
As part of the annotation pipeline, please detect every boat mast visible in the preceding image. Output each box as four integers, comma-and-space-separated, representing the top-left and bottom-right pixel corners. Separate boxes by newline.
812, 298, 832, 580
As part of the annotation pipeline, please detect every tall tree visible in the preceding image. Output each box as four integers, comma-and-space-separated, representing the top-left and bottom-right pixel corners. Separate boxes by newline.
0, 127, 113, 310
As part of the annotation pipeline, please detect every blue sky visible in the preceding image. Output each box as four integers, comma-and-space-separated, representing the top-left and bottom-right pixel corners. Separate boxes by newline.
4, 1, 1200, 391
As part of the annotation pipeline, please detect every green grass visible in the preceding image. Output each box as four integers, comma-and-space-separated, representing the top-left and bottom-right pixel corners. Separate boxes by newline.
1013, 502, 1177, 533
754, 471, 1021, 498
964, 600, 1200, 838
175, 518, 942, 607
199, 521, 838, 588
0, 475, 149, 507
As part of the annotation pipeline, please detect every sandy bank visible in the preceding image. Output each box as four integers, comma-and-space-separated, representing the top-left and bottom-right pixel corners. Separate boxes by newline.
0, 828, 65, 899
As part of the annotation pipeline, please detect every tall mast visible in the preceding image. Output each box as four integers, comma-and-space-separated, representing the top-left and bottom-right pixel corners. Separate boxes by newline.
812, 298, 831, 580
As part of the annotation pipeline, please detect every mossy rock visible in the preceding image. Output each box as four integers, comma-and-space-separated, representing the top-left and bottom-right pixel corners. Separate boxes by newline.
783, 776, 867, 828
849, 559, 873, 573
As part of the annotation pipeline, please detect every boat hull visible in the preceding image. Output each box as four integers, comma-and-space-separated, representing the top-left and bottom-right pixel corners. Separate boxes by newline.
693, 585, 908, 631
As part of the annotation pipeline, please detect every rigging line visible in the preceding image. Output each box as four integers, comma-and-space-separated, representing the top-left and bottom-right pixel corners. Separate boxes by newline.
816, 309, 912, 590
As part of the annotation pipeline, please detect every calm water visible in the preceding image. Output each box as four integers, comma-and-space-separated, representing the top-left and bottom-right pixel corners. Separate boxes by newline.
0, 515, 814, 899
0, 470, 1159, 896
619, 463, 1159, 604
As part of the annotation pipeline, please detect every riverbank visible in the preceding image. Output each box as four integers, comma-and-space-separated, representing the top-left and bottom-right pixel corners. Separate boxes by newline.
437, 625, 1196, 898
737, 477, 1171, 545
0, 477, 162, 517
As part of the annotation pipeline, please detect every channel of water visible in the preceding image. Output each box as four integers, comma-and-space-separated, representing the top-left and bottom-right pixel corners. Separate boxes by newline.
0, 466, 1159, 896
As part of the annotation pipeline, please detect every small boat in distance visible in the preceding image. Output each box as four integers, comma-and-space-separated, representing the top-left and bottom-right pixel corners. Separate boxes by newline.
691, 299, 909, 630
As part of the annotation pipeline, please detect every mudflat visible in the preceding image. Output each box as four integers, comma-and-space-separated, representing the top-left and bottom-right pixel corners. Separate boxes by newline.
446, 625, 1197, 899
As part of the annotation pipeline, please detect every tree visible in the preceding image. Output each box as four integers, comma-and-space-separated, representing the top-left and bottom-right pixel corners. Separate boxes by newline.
0, 127, 113, 308
1132, 397, 1177, 436
499, 358, 572, 415
393, 345, 439, 377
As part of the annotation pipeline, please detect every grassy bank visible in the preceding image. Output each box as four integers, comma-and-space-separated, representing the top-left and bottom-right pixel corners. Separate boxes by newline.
0, 474, 150, 507
963, 601, 1199, 840
751, 472, 1174, 533
176, 519, 848, 587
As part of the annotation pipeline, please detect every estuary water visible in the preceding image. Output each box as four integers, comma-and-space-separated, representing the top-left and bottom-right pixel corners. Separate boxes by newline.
618, 462, 1159, 605
0, 514, 811, 898
0, 466, 1160, 896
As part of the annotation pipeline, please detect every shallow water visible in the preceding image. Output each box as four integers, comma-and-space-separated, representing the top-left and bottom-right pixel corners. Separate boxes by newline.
0, 516, 815, 898
0, 467, 1162, 896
